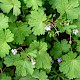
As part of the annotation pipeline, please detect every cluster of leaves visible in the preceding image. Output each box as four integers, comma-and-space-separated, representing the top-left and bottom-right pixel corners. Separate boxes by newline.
0, 0, 80, 80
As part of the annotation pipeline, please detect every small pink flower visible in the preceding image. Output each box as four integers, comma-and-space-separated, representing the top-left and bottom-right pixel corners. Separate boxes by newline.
57, 58, 62, 63
73, 29, 78, 35
45, 25, 51, 31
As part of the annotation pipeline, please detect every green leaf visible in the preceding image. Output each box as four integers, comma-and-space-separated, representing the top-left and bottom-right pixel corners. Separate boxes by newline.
27, 9, 46, 35
0, 13, 9, 29
28, 41, 52, 69
76, 40, 80, 52
8, 13, 17, 22
26, 41, 52, 69
35, 52, 52, 69
0, 73, 11, 80
66, 7, 80, 19
55, 0, 80, 19
28, 41, 40, 51
59, 52, 80, 79
49, 0, 56, 9
32, 69, 49, 80
9, 22, 31, 44
14, 60, 35, 76
26, 34, 37, 45
0, 29, 14, 58
0, 61, 3, 68
27, 50, 37, 58
24, 0, 42, 10
75, 79, 80, 80
50, 39, 70, 59
56, 18, 77, 34
19, 75, 37, 80
29, 40, 48, 52
4, 54, 20, 67
55, 0, 68, 15
0, 0, 21, 16
62, 25, 77, 34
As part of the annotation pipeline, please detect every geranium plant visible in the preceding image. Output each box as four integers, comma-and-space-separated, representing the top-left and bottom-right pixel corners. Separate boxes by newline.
0, 0, 80, 80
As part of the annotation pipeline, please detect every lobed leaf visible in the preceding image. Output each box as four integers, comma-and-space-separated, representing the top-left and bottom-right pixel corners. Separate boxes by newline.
32, 69, 49, 80
55, 0, 80, 19
24, 0, 42, 10
0, 13, 9, 29
27, 9, 47, 35
0, 0, 21, 16
0, 29, 14, 58
9, 22, 31, 44
50, 39, 70, 59
59, 52, 80, 79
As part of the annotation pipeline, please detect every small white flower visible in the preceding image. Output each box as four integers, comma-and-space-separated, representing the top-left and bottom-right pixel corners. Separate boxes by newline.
32, 61, 36, 65
73, 29, 78, 35
45, 25, 51, 31
11, 49, 17, 55
31, 59, 36, 65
